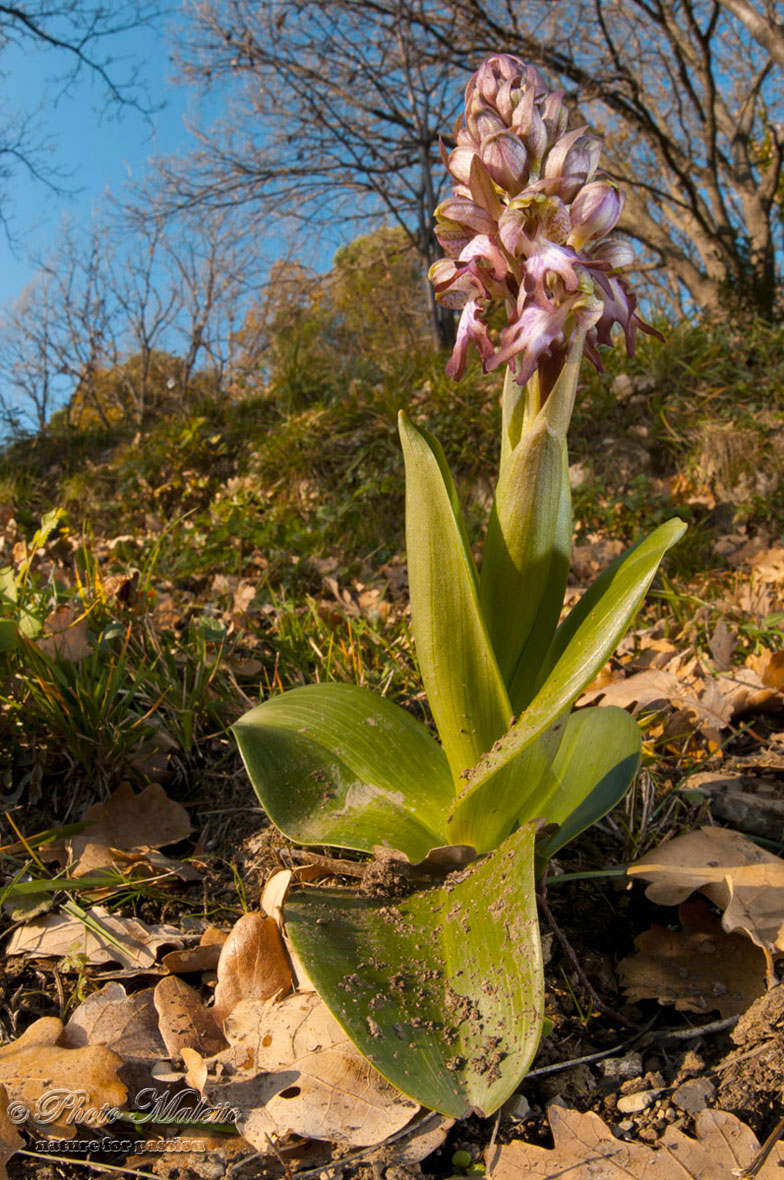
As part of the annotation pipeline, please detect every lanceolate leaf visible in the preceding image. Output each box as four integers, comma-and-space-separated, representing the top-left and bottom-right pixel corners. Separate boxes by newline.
445, 721, 566, 852
446, 518, 686, 844
479, 419, 564, 688
530, 705, 641, 861
398, 411, 512, 780
507, 443, 572, 713
284, 822, 543, 1118
233, 684, 453, 861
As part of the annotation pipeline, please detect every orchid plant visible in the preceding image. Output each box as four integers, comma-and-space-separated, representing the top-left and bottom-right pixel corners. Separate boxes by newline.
234, 56, 685, 1120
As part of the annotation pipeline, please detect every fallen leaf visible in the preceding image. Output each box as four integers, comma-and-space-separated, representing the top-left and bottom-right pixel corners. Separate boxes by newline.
579, 667, 684, 712
202, 992, 418, 1148
627, 825, 784, 960
708, 619, 737, 672
66, 782, 191, 874
0, 1016, 126, 1137
162, 927, 228, 975
617, 897, 768, 1018
212, 913, 292, 1029
0, 1085, 24, 1180
7, 906, 184, 970
485, 1104, 784, 1178
261, 869, 292, 922
153, 976, 228, 1059
60, 982, 168, 1095
580, 659, 782, 744
35, 605, 90, 662
748, 649, 784, 692
101, 571, 138, 605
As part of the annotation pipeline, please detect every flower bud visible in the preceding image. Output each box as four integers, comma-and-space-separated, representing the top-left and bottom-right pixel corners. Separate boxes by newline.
589, 237, 635, 270
480, 130, 531, 193
544, 129, 602, 201
568, 181, 624, 249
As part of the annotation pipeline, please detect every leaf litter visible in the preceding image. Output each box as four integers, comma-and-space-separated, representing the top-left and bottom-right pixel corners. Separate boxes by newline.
3, 624, 784, 1175
627, 824, 784, 963
486, 1104, 784, 1178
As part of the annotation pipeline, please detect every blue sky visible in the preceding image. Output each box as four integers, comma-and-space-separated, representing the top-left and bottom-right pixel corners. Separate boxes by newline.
0, 23, 191, 309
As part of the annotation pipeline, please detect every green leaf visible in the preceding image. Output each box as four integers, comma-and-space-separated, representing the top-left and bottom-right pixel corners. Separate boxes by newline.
284, 822, 543, 1118
529, 706, 641, 861
31, 507, 65, 551
0, 567, 17, 606
479, 419, 564, 688
0, 619, 17, 653
399, 410, 511, 779
233, 683, 453, 861
447, 518, 686, 843
507, 443, 572, 712
445, 720, 566, 852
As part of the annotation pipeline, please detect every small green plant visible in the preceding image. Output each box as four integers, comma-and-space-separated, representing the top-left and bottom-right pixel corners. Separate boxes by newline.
232, 55, 686, 1118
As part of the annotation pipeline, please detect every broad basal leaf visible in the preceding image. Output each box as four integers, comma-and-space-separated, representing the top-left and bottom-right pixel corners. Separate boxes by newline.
233, 683, 453, 861
447, 519, 685, 843
284, 823, 543, 1118
399, 411, 512, 780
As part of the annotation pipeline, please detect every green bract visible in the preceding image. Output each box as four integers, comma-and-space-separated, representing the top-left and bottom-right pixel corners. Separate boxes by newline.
233, 52, 686, 1122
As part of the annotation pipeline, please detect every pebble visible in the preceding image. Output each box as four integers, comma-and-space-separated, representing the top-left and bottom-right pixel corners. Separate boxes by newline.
672, 1077, 716, 1114
502, 1094, 531, 1121
617, 1088, 663, 1114
601, 1051, 643, 1080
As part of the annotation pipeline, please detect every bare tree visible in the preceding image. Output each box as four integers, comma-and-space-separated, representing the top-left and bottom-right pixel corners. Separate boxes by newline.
162, 209, 266, 394
0, 203, 270, 432
0, 275, 59, 432
169, 0, 784, 322
163, 0, 463, 346
715, 0, 784, 66
0, 1, 163, 234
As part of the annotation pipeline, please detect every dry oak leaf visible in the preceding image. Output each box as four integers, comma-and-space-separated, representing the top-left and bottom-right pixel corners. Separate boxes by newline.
485, 1104, 784, 1179
627, 825, 784, 959
65, 781, 191, 877
617, 897, 768, 1018
212, 913, 292, 1030
61, 982, 168, 1095
6, 906, 184, 970
35, 604, 90, 662
200, 991, 418, 1149
0, 1085, 24, 1180
0, 1016, 126, 1138
154, 976, 228, 1059
162, 926, 228, 976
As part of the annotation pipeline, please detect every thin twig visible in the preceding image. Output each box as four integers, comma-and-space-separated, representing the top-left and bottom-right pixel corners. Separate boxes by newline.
525, 1014, 735, 1080
266, 1133, 294, 1180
